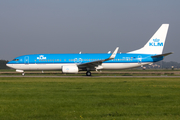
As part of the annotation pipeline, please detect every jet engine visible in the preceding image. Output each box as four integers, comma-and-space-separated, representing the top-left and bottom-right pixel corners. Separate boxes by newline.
62, 65, 79, 73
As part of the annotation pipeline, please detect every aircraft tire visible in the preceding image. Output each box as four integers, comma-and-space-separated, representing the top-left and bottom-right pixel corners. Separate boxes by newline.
86, 71, 91, 76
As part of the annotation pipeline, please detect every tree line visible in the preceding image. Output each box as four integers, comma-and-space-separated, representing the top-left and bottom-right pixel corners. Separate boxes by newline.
152, 61, 180, 69
0, 60, 9, 69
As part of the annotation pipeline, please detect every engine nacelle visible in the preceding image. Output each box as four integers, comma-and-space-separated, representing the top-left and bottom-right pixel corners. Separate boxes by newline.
16, 70, 24, 73
62, 65, 79, 73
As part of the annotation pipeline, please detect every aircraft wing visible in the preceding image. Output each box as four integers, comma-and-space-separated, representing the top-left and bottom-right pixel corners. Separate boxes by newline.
151, 52, 173, 58
78, 47, 119, 70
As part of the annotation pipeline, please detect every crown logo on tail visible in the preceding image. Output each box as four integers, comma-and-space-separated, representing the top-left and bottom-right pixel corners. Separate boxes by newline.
153, 38, 160, 42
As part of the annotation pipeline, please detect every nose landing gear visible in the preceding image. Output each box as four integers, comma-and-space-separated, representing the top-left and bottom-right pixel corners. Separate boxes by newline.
22, 72, 25, 76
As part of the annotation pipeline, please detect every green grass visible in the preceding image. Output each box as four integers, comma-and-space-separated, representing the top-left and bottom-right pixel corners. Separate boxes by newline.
0, 77, 180, 120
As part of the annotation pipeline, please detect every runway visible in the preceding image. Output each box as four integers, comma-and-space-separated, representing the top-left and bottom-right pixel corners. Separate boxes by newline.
0, 70, 180, 78
0, 75, 180, 78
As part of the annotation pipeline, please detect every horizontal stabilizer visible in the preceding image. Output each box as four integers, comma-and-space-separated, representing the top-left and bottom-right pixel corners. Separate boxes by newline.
151, 52, 173, 58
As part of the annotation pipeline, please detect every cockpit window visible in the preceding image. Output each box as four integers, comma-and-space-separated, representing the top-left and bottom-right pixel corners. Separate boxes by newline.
13, 59, 19, 61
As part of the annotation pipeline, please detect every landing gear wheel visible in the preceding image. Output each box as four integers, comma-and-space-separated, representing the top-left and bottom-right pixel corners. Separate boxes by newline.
86, 71, 91, 76
22, 73, 25, 76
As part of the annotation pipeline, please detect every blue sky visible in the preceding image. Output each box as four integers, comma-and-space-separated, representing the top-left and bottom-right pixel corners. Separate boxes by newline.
0, 1, 179, 62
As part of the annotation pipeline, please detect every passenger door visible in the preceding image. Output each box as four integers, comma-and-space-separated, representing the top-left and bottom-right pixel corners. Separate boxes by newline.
24, 56, 29, 64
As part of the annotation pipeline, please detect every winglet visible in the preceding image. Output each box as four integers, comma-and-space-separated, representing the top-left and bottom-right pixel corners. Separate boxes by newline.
109, 47, 119, 59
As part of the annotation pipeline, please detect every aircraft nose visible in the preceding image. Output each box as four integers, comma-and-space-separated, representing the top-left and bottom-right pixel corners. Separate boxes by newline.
6, 63, 12, 68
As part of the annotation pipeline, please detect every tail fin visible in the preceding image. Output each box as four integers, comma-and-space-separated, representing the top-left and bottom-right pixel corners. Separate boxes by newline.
129, 24, 169, 54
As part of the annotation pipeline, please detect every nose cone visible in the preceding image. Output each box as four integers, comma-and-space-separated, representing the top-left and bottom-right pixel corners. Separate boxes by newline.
6, 62, 13, 68
6, 63, 10, 67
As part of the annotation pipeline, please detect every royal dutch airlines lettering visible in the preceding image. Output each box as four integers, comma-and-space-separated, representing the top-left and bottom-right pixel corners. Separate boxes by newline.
6, 24, 172, 76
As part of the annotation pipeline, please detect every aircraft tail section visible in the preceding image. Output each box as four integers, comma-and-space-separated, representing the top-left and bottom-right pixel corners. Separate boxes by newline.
129, 24, 169, 54
151, 52, 173, 58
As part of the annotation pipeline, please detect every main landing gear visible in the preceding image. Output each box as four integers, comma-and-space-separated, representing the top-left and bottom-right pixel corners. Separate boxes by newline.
22, 72, 25, 76
86, 71, 91, 76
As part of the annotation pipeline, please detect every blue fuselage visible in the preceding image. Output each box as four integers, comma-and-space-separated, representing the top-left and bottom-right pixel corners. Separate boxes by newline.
7, 53, 163, 71
7, 53, 163, 64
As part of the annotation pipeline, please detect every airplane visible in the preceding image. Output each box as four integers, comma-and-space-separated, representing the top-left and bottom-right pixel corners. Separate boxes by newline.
6, 24, 172, 76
